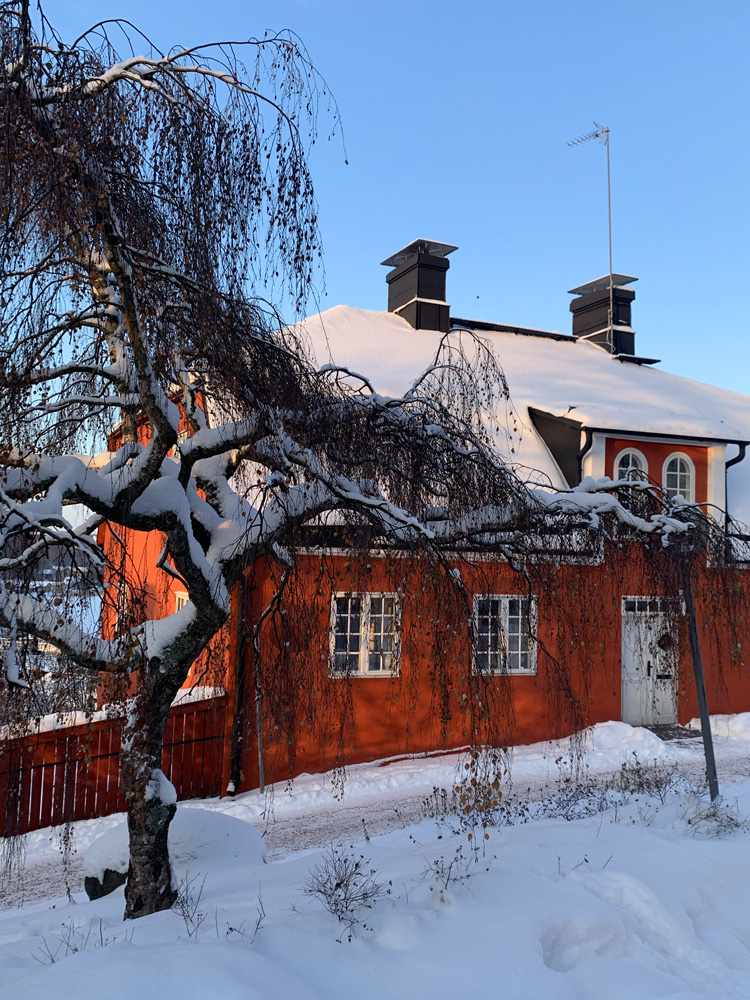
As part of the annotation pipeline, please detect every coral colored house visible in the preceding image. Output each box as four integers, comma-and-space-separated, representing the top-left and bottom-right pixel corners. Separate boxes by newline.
113, 241, 750, 795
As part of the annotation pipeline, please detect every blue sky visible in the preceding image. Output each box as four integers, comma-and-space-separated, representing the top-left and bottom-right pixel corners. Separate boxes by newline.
52, 1, 749, 394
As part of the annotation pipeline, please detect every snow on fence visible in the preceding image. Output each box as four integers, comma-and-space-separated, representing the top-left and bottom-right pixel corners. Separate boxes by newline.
0, 696, 227, 837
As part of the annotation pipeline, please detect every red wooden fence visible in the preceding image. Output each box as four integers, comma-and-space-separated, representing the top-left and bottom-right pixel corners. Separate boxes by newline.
0, 696, 227, 837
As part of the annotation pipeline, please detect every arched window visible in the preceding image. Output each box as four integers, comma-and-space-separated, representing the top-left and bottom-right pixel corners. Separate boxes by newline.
615, 449, 648, 481
663, 454, 694, 502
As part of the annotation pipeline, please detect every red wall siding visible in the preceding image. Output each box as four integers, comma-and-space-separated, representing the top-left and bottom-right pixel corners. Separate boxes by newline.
228, 548, 750, 793
605, 437, 708, 503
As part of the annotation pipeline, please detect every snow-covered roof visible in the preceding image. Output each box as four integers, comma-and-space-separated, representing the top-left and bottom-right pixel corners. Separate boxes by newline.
298, 305, 750, 524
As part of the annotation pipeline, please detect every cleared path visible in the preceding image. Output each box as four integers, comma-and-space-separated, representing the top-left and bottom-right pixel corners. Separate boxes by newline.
2, 732, 748, 911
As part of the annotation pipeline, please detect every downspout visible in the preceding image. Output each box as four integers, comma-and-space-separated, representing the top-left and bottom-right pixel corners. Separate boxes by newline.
725, 442, 747, 472
576, 428, 595, 485
725, 442, 748, 537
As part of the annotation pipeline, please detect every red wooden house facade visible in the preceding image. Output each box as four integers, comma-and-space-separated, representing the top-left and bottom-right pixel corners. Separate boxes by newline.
112, 241, 750, 796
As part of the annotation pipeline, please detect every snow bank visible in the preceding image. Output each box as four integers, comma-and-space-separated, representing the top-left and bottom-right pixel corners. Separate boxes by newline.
84, 806, 265, 881
581, 720, 669, 756
85, 820, 130, 881
203, 721, 678, 829
688, 713, 750, 739
6, 715, 750, 1000
10, 775, 750, 1000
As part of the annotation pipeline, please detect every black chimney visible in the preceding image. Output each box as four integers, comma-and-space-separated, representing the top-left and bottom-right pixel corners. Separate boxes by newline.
381, 239, 457, 333
568, 274, 638, 356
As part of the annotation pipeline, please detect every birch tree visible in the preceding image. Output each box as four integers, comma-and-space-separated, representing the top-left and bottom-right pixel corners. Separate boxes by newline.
0, 2, 700, 919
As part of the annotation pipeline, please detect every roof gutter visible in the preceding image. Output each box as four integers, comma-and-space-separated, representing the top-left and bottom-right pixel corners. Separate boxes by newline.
726, 442, 748, 471
725, 443, 749, 538
579, 426, 748, 447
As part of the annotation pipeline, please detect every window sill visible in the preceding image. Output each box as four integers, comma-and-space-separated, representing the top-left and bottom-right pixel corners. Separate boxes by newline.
473, 669, 537, 677
330, 669, 401, 679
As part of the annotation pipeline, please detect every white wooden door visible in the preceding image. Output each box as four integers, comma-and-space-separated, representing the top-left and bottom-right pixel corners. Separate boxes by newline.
621, 597, 678, 726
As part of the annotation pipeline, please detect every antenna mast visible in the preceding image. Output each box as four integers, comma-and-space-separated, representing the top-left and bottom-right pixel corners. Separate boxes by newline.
568, 123, 613, 351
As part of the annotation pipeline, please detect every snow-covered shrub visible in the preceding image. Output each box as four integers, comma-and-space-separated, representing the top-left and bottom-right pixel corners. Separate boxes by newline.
34, 919, 132, 965
172, 870, 207, 938
684, 797, 750, 837
616, 753, 693, 803
303, 845, 389, 941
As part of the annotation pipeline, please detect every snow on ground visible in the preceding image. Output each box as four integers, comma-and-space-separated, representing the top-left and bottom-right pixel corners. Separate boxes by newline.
84, 807, 265, 884
3, 720, 750, 999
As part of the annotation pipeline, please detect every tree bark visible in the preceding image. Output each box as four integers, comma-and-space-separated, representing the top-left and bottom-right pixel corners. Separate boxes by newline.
120, 684, 178, 919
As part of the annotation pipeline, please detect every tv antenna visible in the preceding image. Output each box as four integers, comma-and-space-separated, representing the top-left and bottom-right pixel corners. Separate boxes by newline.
568, 122, 614, 351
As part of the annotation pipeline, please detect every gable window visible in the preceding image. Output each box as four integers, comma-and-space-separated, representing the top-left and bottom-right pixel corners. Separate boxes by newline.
331, 593, 401, 675
473, 595, 537, 674
663, 454, 694, 502
615, 448, 648, 482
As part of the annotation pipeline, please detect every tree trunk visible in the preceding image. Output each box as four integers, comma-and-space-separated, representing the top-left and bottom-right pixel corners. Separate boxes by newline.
120, 684, 178, 919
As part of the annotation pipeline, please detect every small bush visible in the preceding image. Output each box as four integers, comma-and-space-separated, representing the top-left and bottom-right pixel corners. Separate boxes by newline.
616, 753, 695, 803
455, 746, 507, 834
422, 747, 704, 831
303, 844, 388, 941
172, 870, 207, 938
684, 797, 750, 837
34, 918, 132, 965
422, 841, 494, 903
422, 747, 510, 839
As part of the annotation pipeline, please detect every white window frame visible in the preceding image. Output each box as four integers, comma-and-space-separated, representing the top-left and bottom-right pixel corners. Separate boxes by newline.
662, 452, 695, 502
330, 592, 401, 676
622, 595, 685, 616
614, 447, 648, 482
175, 591, 188, 612
473, 595, 537, 675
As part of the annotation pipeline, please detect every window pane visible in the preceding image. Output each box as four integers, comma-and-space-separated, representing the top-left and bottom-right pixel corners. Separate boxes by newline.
665, 457, 692, 500
331, 593, 400, 675
475, 595, 534, 673
475, 598, 501, 673
334, 633, 348, 653
368, 594, 398, 672
332, 595, 362, 672
489, 649, 505, 673
617, 452, 645, 480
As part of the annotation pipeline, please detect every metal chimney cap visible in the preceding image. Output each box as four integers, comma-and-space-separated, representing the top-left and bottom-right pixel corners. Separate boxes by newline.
568, 274, 638, 296
381, 239, 458, 268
